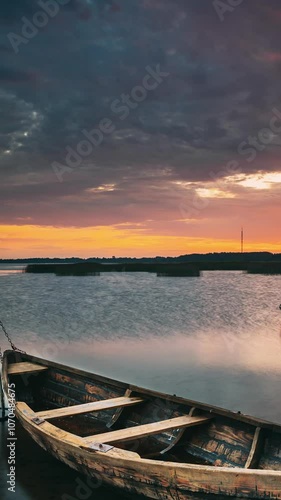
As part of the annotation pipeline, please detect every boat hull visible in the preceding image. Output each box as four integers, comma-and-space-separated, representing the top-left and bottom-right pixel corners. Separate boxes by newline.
15, 407, 281, 499
2, 351, 281, 499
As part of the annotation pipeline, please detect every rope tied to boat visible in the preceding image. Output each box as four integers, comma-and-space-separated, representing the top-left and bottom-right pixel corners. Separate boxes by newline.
0, 319, 26, 364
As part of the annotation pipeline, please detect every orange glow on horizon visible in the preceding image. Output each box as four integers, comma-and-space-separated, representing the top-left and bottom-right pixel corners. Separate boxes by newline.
1, 224, 281, 258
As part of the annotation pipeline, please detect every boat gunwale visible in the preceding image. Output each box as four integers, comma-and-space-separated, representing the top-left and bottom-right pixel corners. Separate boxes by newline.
3, 350, 281, 433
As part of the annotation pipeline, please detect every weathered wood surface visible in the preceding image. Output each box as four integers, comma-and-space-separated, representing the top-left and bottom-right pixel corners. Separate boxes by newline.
115, 394, 194, 456
84, 415, 210, 445
16, 402, 140, 460
245, 427, 263, 469
107, 388, 133, 428
37, 388, 122, 429
183, 416, 257, 467
36, 368, 127, 428
8, 362, 48, 375
3, 350, 281, 499
39, 369, 125, 409
15, 402, 281, 499
259, 432, 281, 471
46, 369, 124, 400
36, 396, 144, 420
159, 407, 198, 456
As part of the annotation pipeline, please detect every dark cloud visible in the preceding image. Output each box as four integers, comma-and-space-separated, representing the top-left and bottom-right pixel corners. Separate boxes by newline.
1, 0, 281, 226
0, 67, 36, 83
0, 0, 38, 21
0, 0, 96, 22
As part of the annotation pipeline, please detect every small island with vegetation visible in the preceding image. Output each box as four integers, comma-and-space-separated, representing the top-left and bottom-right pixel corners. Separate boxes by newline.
2, 252, 281, 276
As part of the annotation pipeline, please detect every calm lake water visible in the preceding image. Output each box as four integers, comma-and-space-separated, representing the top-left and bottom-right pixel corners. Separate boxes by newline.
1, 264, 281, 499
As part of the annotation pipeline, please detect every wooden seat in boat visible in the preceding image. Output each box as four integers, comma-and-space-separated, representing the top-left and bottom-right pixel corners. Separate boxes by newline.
8, 362, 48, 375
36, 396, 144, 420
84, 415, 211, 445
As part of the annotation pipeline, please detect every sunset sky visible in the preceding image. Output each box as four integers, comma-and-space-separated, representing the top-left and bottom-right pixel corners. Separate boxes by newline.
1, 0, 281, 258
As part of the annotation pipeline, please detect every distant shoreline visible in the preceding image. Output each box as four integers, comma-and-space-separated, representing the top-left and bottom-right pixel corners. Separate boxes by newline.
1, 251, 281, 264
1, 252, 277, 275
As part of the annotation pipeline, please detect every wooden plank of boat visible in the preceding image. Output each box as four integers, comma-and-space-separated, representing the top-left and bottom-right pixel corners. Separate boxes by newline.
16, 402, 141, 460
245, 427, 264, 469
7, 362, 48, 375
159, 407, 198, 455
84, 415, 211, 445
36, 396, 144, 420
107, 388, 133, 428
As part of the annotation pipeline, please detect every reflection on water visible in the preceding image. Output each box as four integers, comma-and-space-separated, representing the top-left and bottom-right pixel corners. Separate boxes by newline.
1, 266, 281, 499
0, 265, 24, 276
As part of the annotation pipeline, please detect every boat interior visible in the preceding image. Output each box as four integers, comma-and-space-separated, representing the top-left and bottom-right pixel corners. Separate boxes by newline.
5, 351, 281, 471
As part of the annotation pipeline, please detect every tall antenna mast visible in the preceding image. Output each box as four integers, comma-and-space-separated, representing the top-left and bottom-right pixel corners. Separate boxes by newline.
241, 227, 244, 253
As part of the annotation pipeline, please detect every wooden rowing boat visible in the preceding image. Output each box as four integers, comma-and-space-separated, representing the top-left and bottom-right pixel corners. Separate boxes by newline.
2, 350, 281, 499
